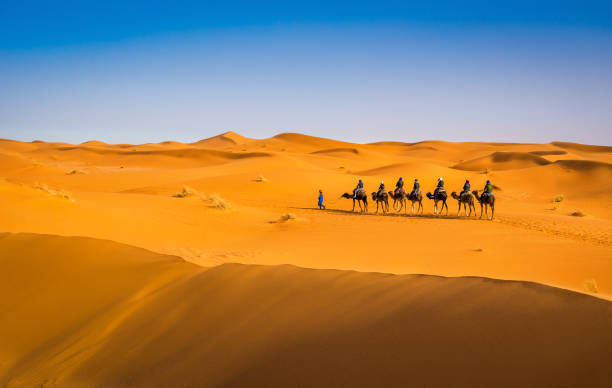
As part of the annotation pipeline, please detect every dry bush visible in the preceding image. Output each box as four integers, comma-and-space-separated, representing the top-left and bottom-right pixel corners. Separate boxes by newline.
552, 194, 565, 203
173, 185, 203, 199
255, 175, 268, 182
482, 167, 491, 174
205, 194, 231, 210
571, 211, 586, 217
174, 186, 231, 209
66, 169, 85, 175
34, 183, 74, 202
583, 279, 598, 293
277, 213, 297, 222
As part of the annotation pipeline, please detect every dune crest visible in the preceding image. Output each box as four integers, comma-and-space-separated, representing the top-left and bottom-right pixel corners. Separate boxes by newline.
0, 233, 611, 387
192, 131, 252, 149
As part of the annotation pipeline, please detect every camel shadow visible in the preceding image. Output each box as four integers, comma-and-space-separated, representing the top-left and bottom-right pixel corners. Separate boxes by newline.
289, 207, 479, 220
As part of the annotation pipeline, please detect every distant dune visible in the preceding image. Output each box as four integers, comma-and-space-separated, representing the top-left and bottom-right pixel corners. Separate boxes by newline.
554, 159, 612, 172
529, 150, 568, 156
1, 233, 611, 388
452, 151, 552, 171
311, 147, 360, 156
551, 141, 612, 154
192, 131, 252, 149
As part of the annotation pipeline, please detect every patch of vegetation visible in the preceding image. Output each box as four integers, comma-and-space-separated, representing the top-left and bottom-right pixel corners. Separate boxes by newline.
34, 183, 74, 202
276, 213, 297, 222
551, 194, 565, 203
255, 175, 268, 182
173, 185, 203, 198
583, 279, 598, 293
570, 211, 586, 217
205, 193, 231, 210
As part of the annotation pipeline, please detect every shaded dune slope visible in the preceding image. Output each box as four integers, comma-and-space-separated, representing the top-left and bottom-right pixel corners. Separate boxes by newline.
1, 233, 611, 387
551, 141, 612, 154
453, 151, 552, 171
24, 145, 271, 168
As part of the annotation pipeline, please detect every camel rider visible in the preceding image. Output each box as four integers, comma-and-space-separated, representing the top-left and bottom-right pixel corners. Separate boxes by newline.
461, 179, 471, 197
411, 178, 420, 197
395, 177, 404, 195
482, 180, 493, 199
378, 181, 386, 196
434, 177, 445, 195
353, 179, 364, 198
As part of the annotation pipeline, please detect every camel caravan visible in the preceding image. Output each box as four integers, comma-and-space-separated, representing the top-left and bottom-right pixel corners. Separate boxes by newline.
341, 177, 495, 220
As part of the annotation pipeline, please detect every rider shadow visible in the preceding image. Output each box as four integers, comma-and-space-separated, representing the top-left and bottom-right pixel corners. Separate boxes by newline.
289, 207, 466, 220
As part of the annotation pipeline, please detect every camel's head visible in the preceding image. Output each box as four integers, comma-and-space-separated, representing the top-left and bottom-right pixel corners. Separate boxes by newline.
371, 192, 377, 200
472, 190, 479, 196
451, 191, 459, 199
425, 192, 434, 200
341, 193, 351, 199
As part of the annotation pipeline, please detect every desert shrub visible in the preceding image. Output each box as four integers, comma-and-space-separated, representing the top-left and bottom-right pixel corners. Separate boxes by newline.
570, 211, 586, 217
205, 194, 231, 209
552, 194, 565, 203
277, 213, 297, 222
255, 175, 268, 182
34, 183, 74, 202
482, 167, 491, 174
583, 279, 598, 293
173, 185, 203, 198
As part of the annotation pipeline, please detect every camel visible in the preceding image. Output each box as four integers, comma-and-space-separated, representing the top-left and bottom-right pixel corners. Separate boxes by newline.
425, 190, 448, 215
472, 190, 495, 220
341, 190, 368, 212
371, 191, 389, 214
407, 191, 423, 215
451, 191, 476, 217
388, 189, 407, 213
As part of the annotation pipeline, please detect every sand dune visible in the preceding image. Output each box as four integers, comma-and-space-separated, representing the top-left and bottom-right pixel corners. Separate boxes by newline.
192, 131, 252, 149
529, 150, 568, 156
554, 159, 612, 172
1, 233, 611, 388
311, 147, 361, 156
452, 151, 552, 171
551, 141, 612, 154
1, 132, 612, 386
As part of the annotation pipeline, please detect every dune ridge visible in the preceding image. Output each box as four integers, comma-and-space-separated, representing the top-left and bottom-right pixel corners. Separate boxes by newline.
551, 141, 612, 154
1, 233, 611, 387
452, 151, 552, 171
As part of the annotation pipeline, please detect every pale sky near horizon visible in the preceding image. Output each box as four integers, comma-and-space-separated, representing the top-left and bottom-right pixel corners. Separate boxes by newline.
1, 1, 611, 145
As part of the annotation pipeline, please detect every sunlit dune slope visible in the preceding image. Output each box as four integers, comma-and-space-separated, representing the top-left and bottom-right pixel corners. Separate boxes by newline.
192, 131, 252, 149
1, 233, 611, 388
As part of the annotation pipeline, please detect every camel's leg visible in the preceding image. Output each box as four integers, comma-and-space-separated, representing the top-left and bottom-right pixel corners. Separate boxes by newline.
479, 203, 483, 219
490, 203, 494, 220
419, 201, 423, 214
434, 201, 437, 215
457, 202, 461, 216
444, 200, 449, 216
352, 198, 356, 212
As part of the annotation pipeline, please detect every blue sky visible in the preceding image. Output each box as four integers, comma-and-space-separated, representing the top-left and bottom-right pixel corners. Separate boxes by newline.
1, 1, 611, 144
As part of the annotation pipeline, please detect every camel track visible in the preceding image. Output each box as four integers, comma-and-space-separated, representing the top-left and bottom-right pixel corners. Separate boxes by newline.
291, 207, 612, 246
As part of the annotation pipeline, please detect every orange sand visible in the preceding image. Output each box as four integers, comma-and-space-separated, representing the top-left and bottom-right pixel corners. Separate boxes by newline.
0, 133, 611, 386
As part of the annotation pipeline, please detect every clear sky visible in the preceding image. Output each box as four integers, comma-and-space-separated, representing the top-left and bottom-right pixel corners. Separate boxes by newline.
1, 1, 611, 144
